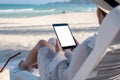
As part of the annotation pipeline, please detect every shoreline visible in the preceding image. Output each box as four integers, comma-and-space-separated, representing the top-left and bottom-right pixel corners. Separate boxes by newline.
0, 12, 98, 24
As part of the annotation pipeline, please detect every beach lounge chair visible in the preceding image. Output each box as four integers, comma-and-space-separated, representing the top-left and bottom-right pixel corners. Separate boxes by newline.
73, 6, 120, 80
14, 6, 120, 80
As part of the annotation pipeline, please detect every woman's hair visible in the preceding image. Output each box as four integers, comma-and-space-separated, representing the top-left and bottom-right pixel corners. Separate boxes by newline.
99, 8, 107, 17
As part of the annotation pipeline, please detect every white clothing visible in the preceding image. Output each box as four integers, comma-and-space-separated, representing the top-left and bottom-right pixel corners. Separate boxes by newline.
37, 35, 95, 80
37, 34, 120, 80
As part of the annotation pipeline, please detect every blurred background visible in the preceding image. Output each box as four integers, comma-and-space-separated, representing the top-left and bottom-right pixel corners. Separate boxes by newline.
0, 0, 98, 62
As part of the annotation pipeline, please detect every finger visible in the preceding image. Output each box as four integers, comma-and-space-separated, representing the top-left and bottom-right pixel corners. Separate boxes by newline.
73, 37, 79, 44
56, 39, 63, 52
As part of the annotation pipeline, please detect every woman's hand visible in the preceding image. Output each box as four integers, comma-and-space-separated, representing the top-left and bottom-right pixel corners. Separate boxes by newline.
55, 37, 79, 52
67, 37, 79, 51
55, 39, 63, 52
73, 37, 79, 45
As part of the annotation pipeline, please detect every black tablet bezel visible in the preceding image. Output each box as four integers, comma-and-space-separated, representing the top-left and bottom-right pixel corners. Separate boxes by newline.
52, 23, 77, 49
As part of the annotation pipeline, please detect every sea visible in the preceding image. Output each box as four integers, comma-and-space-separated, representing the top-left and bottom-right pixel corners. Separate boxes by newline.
0, 4, 97, 18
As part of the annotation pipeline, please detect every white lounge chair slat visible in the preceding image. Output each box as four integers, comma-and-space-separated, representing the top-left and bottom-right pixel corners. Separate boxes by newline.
73, 6, 120, 80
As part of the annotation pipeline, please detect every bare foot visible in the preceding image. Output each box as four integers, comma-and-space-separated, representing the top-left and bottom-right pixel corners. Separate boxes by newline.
18, 60, 30, 71
32, 64, 38, 69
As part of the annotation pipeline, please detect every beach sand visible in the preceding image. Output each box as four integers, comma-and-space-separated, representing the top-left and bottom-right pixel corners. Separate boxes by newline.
0, 12, 99, 62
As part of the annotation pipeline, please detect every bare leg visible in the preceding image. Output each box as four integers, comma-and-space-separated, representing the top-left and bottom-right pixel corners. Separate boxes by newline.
19, 39, 53, 70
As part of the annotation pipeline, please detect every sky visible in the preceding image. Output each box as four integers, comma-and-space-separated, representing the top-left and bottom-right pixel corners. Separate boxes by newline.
0, 0, 70, 4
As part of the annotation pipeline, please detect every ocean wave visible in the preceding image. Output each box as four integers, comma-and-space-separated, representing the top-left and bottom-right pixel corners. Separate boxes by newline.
80, 8, 97, 12
0, 8, 34, 13
0, 8, 55, 13
34, 9, 55, 13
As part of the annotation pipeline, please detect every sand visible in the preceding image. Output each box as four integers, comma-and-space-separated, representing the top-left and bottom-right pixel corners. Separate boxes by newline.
0, 12, 99, 62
